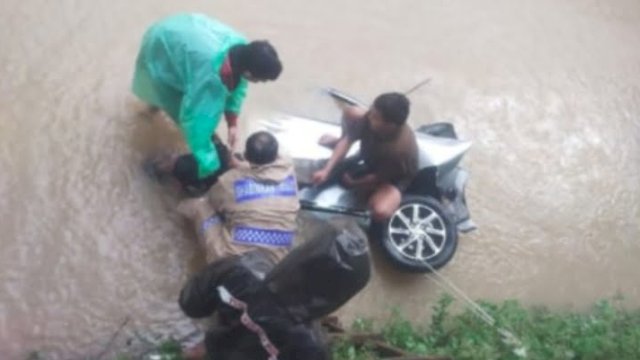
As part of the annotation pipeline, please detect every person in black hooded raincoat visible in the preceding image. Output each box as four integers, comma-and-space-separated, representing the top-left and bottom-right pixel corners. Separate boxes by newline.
179, 217, 371, 360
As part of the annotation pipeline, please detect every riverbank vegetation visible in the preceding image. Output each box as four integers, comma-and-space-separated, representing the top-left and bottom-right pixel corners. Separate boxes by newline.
110, 294, 640, 359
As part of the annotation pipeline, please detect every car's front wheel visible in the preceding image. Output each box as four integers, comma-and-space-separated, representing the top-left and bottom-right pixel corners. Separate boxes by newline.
377, 195, 458, 273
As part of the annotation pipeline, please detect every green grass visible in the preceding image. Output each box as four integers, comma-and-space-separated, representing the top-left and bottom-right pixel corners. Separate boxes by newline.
116, 340, 183, 360
111, 295, 640, 360
334, 294, 640, 360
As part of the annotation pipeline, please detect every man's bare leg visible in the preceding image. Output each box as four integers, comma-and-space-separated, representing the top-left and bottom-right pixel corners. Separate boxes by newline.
368, 184, 402, 222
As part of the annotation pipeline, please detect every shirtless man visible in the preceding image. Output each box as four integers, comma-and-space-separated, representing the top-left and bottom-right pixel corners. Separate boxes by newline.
312, 92, 418, 221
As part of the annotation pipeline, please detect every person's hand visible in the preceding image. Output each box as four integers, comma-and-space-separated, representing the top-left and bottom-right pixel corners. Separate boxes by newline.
342, 172, 357, 188
227, 125, 238, 151
312, 168, 330, 185
228, 152, 243, 168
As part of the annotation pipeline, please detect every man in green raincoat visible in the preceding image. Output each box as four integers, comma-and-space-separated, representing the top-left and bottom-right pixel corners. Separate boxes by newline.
132, 13, 282, 192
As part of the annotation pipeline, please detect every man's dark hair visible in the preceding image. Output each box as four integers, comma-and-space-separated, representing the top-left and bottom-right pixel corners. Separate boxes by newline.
373, 92, 410, 126
230, 41, 283, 81
245, 40, 282, 80
245, 131, 279, 165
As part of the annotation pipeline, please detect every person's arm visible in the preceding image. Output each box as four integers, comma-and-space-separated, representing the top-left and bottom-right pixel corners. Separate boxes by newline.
224, 80, 248, 151
178, 255, 240, 318
207, 181, 228, 214
224, 112, 238, 127
179, 84, 226, 178
176, 197, 222, 252
224, 112, 239, 151
181, 117, 222, 178
227, 151, 248, 169
312, 136, 354, 185
312, 106, 366, 185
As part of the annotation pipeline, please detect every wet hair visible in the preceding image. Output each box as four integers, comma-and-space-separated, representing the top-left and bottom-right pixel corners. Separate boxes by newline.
245, 131, 279, 165
235, 41, 282, 81
372, 92, 410, 126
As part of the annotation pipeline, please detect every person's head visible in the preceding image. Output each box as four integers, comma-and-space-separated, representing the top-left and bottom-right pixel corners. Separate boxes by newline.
244, 131, 279, 165
234, 41, 282, 82
368, 92, 410, 136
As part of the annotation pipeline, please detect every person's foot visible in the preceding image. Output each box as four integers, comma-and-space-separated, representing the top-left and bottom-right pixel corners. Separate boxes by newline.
318, 134, 340, 149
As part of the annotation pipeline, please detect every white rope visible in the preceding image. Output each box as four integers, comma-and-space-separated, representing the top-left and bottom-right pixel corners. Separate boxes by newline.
424, 270, 496, 327
421, 263, 526, 356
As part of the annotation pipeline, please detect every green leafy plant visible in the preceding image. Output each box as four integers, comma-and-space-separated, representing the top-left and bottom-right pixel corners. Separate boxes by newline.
332, 339, 376, 360
333, 295, 640, 360
117, 340, 183, 360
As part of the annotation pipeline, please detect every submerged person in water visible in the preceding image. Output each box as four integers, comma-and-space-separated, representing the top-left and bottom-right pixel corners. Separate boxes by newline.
179, 217, 371, 360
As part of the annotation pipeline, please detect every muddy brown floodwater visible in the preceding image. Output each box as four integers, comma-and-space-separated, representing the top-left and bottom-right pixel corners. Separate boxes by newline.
1, 0, 639, 358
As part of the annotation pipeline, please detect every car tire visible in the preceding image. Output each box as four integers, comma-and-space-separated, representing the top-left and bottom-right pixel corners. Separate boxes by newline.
376, 195, 458, 273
